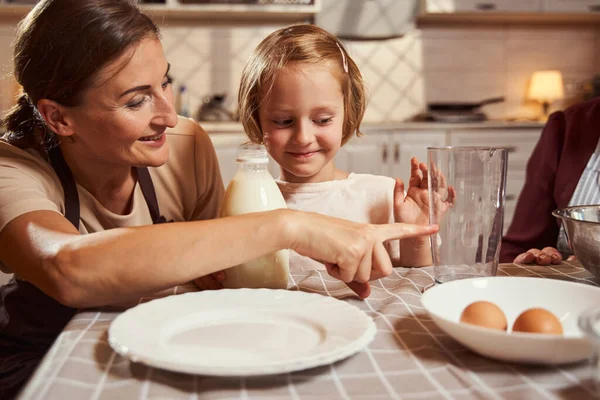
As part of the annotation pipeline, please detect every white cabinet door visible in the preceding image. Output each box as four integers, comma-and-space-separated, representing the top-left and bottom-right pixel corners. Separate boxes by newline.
426, 0, 542, 12
543, 0, 600, 13
448, 128, 542, 233
448, 128, 541, 171
335, 132, 390, 176
209, 133, 287, 186
388, 131, 448, 186
208, 133, 247, 188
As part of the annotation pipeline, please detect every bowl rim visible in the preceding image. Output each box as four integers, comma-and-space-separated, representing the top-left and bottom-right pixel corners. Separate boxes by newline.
421, 276, 600, 340
578, 306, 600, 344
552, 204, 600, 225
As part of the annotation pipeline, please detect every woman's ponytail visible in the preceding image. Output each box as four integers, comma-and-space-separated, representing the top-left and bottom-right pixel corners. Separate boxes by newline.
1, 92, 55, 151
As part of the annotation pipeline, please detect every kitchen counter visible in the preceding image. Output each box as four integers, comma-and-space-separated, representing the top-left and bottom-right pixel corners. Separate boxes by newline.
199, 120, 546, 134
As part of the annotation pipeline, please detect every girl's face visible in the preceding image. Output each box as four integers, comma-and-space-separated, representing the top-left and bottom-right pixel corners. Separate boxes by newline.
66, 37, 178, 169
258, 62, 345, 183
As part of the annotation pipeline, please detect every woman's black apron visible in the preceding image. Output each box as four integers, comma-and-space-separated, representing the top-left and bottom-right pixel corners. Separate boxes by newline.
0, 146, 168, 399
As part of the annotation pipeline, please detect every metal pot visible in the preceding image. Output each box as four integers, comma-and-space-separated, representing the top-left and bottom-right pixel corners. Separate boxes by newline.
553, 205, 600, 277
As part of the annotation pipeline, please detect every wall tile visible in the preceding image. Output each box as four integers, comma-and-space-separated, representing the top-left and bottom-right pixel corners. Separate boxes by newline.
344, 32, 425, 122
157, 21, 600, 123
425, 70, 507, 119
159, 23, 285, 120
425, 70, 507, 101
422, 26, 506, 40
423, 38, 506, 72
507, 26, 596, 41
0, 15, 596, 124
422, 24, 599, 120
505, 36, 595, 72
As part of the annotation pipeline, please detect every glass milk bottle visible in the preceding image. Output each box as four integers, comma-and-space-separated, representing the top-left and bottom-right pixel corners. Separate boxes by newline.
219, 143, 289, 289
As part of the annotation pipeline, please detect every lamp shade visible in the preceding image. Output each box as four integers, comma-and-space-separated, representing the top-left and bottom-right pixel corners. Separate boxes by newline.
528, 70, 565, 102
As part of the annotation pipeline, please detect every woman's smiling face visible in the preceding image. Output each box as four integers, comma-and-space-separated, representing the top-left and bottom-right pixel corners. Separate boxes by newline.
66, 37, 178, 169
258, 62, 345, 183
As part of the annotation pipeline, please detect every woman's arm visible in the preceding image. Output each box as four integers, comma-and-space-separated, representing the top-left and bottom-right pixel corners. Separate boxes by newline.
0, 208, 437, 308
500, 112, 566, 263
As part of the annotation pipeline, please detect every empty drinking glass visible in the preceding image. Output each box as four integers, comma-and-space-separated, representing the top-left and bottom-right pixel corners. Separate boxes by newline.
428, 146, 509, 283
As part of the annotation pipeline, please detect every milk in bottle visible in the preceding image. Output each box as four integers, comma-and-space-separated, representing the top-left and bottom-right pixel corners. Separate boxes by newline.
219, 143, 289, 289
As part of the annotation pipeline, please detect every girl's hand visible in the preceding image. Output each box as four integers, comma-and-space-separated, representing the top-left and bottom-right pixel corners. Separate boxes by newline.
193, 270, 226, 290
393, 159, 427, 225
513, 247, 564, 265
393, 158, 455, 266
394, 158, 456, 225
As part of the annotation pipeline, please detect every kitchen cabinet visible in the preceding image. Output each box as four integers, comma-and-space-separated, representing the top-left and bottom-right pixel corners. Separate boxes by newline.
543, 0, 600, 13
210, 133, 244, 187
426, 0, 542, 13
420, 0, 600, 24
0, 0, 321, 21
340, 130, 447, 186
335, 133, 389, 177
209, 132, 279, 187
448, 128, 541, 233
386, 131, 448, 185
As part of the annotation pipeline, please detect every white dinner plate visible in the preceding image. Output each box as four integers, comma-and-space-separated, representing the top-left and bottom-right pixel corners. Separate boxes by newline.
421, 277, 599, 365
108, 289, 376, 376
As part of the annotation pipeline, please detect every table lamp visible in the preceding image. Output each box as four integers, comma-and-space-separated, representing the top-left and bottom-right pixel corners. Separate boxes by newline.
527, 70, 564, 120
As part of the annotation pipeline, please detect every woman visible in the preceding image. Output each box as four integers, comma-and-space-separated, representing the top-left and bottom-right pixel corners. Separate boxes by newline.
500, 97, 600, 265
0, 0, 437, 397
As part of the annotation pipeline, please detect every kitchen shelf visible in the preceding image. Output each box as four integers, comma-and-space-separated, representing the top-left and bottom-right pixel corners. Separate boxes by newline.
0, 1, 320, 22
201, 120, 546, 134
417, 12, 600, 26
0, 5, 30, 19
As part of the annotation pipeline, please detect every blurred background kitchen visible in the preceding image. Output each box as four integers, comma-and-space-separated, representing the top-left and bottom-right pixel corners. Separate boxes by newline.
1, 0, 600, 283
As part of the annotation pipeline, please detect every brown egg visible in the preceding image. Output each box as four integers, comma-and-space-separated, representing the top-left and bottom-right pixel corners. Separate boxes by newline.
459, 301, 508, 331
512, 308, 563, 335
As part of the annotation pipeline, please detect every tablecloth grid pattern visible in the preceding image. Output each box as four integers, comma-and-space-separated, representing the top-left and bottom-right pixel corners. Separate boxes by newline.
18, 261, 600, 400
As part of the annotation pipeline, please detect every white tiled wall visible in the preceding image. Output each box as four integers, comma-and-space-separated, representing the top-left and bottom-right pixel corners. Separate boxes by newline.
343, 31, 425, 122
157, 22, 600, 123
159, 23, 291, 121
158, 23, 425, 123
422, 25, 600, 120
0, 19, 598, 122
422, 27, 507, 118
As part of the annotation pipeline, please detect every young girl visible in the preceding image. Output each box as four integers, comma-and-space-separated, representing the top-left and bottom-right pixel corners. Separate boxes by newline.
236, 24, 453, 272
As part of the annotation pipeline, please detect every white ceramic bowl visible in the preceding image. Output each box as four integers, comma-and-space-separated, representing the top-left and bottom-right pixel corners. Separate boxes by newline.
421, 277, 600, 365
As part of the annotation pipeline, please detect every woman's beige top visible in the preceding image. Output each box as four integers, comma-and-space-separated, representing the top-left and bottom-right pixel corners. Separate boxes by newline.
0, 117, 224, 273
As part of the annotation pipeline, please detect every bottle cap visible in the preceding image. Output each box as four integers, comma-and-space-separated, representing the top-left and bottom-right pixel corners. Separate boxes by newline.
237, 143, 269, 164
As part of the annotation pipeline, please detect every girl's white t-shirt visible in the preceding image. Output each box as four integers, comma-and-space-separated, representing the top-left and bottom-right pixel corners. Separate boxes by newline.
276, 173, 400, 271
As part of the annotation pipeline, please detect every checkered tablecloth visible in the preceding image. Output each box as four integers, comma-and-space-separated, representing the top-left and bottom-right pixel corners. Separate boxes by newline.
18, 262, 600, 400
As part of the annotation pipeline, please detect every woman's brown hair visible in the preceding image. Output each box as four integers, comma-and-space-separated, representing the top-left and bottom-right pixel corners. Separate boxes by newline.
1, 0, 160, 151
237, 24, 366, 146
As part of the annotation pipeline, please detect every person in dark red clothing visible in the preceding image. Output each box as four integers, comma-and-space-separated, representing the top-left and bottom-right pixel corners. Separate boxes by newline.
500, 97, 600, 264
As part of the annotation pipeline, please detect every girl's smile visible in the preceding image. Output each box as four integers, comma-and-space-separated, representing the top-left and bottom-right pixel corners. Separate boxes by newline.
259, 62, 345, 184
287, 149, 323, 160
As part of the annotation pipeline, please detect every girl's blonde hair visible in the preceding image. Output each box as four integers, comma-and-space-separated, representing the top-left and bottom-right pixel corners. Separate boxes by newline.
238, 24, 366, 145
